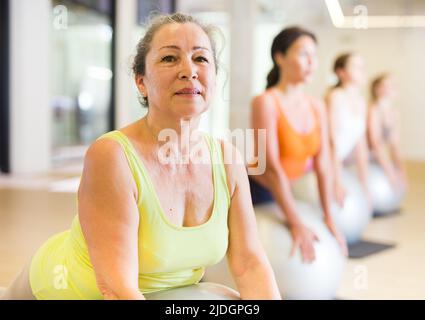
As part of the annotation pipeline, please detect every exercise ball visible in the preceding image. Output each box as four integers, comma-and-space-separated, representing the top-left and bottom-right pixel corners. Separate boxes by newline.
330, 170, 372, 244
291, 172, 320, 205
368, 163, 403, 216
292, 170, 372, 245
144, 282, 240, 300
204, 202, 346, 300
202, 258, 237, 291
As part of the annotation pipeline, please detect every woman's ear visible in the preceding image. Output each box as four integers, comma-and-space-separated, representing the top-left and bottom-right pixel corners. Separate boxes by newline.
135, 74, 147, 97
274, 52, 285, 68
335, 68, 345, 83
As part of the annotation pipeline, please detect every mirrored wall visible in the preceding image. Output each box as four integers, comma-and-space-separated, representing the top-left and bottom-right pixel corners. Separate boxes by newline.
51, 0, 114, 164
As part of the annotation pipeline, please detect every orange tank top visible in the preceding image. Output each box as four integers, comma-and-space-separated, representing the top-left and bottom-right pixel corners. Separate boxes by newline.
269, 89, 321, 180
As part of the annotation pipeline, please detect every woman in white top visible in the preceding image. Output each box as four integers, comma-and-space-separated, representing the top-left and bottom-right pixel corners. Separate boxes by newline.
367, 73, 408, 192
325, 53, 371, 207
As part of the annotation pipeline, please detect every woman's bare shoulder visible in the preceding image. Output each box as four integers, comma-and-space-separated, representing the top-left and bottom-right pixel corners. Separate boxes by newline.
252, 90, 274, 107
326, 87, 345, 101
217, 138, 246, 199
251, 90, 278, 121
79, 136, 137, 200
85, 136, 126, 166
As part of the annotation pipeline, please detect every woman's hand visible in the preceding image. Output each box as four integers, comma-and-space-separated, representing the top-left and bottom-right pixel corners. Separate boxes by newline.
385, 168, 400, 191
391, 168, 408, 195
288, 222, 319, 263
97, 279, 146, 300
324, 217, 348, 257
333, 180, 347, 207
102, 289, 146, 300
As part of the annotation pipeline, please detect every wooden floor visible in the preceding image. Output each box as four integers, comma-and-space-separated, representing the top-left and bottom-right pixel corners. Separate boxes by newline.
337, 162, 425, 299
0, 162, 424, 299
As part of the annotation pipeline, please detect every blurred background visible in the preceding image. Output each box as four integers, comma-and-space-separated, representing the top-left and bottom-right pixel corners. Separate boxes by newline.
0, 0, 424, 299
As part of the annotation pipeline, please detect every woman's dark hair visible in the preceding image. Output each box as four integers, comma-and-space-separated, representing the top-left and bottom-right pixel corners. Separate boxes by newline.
132, 12, 220, 107
370, 73, 390, 102
266, 26, 317, 89
333, 52, 353, 88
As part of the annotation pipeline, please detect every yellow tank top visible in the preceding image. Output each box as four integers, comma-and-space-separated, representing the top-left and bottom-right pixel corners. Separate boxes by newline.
29, 130, 231, 299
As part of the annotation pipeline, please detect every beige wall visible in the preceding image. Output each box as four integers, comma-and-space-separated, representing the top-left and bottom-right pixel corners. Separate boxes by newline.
309, 26, 425, 161
252, 23, 425, 161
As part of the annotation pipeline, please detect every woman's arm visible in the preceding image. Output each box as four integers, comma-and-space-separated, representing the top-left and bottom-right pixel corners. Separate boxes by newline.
387, 109, 408, 187
250, 94, 318, 263
367, 105, 398, 187
221, 140, 281, 300
325, 90, 346, 206
354, 133, 372, 208
78, 138, 145, 300
312, 98, 348, 256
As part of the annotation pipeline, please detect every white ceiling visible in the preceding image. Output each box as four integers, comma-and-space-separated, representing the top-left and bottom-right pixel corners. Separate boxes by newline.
177, 0, 425, 22
339, 0, 425, 16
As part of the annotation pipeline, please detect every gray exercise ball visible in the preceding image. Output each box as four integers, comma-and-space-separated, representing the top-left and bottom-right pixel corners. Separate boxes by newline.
292, 170, 372, 245
204, 202, 346, 300
202, 258, 237, 291
291, 171, 320, 205
330, 170, 372, 244
368, 163, 403, 216
144, 282, 240, 300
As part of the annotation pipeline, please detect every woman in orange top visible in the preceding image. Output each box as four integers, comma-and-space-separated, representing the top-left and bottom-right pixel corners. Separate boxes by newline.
249, 27, 347, 263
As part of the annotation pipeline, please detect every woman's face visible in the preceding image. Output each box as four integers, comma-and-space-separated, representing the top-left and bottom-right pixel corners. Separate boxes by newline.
136, 23, 216, 119
276, 35, 318, 83
377, 76, 398, 100
339, 54, 366, 87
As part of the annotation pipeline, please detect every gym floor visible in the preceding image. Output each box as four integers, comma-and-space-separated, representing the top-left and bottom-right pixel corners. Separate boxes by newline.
0, 162, 424, 299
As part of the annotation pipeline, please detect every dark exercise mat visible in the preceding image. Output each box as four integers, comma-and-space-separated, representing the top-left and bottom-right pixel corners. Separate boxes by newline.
373, 208, 402, 218
348, 239, 396, 259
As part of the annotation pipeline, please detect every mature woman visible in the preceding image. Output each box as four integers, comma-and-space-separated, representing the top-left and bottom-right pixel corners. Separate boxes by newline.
325, 53, 371, 207
367, 73, 407, 192
1, 13, 280, 300
249, 27, 347, 263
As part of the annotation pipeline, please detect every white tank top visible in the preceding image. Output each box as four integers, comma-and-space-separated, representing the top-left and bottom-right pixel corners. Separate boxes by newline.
332, 103, 366, 160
